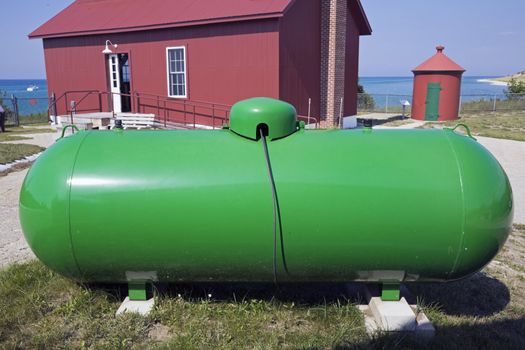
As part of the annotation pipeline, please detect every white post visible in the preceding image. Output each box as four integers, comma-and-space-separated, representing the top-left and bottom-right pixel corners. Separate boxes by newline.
70, 100, 76, 132
339, 97, 344, 129
307, 98, 312, 126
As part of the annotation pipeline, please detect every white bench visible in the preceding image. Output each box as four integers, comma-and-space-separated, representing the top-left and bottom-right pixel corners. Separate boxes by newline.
113, 114, 155, 130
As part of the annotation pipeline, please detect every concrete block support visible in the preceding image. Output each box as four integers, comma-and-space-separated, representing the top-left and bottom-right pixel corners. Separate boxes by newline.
349, 284, 436, 339
116, 297, 155, 316
369, 297, 417, 331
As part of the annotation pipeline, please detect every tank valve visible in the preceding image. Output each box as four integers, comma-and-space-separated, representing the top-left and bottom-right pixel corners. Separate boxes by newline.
115, 119, 124, 130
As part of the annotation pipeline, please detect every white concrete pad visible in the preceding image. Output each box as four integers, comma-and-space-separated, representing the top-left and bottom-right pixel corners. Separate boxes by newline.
369, 297, 417, 331
350, 284, 436, 338
116, 297, 155, 316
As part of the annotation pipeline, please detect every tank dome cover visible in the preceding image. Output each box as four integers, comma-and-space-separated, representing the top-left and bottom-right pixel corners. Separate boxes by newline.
229, 97, 298, 140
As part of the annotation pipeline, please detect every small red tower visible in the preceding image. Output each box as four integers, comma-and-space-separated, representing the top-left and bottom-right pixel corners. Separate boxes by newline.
411, 46, 465, 121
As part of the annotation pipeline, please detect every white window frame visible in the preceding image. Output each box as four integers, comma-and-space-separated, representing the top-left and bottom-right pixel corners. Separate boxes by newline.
166, 46, 188, 98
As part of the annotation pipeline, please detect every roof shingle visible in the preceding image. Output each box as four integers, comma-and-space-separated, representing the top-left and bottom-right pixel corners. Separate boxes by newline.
29, 0, 371, 39
29, 0, 294, 39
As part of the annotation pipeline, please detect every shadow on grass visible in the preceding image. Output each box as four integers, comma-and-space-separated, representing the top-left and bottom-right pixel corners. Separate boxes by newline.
407, 272, 510, 317
86, 270, 509, 316
87, 281, 366, 307
339, 317, 525, 350
81, 273, 516, 349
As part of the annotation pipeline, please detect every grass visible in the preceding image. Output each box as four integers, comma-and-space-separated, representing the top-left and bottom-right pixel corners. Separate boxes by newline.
0, 134, 30, 142
419, 111, 525, 141
0, 143, 44, 164
379, 117, 418, 127
0, 264, 366, 349
409, 224, 525, 349
1, 225, 524, 349
3, 112, 50, 127
0, 126, 55, 143
154, 288, 365, 349
2, 126, 55, 135
19, 113, 50, 125
0, 263, 151, 349
461, 98, 525, 113
0, 125, 51, 167
0, 125, 52, 164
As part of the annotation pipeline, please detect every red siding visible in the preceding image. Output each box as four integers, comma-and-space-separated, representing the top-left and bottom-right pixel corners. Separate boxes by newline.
279, 0, 362, 120
278, 0, 321, 119
44, 19, 280, 116
343, 7, 361, 116
42, 2, 366, 125
411, 72, 463, 121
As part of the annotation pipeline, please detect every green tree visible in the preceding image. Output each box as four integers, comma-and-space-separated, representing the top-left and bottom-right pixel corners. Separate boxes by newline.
0, 91, 14, 127
506, 78, 525, 98
0, 90, 11, 112
357, 83, 375, 111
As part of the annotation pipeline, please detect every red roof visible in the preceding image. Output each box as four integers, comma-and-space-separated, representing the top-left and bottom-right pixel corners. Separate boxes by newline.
29, 0, 372, 39
413, 46, 465, 73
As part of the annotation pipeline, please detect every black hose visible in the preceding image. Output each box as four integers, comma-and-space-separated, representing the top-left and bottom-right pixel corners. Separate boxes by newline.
260, 128, 279, 285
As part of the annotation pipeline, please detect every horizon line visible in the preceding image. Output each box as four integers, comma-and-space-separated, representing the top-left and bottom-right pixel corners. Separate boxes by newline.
0, 75, 504, 81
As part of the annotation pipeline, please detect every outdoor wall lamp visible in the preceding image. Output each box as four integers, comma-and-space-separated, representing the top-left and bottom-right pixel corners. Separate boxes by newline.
102, 40, 118, 54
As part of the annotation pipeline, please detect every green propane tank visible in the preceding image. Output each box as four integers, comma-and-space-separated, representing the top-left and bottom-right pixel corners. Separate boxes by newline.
20, 98, 512, 288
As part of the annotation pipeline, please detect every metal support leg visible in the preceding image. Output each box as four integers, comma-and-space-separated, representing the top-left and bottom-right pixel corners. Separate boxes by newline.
381, 283, 400, 301
128, 282, 147, 301
116, 282, 154, 315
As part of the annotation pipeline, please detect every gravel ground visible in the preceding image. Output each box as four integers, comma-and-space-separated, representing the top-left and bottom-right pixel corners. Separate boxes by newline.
0, 131, 523, 269
0, 169, 34, 268
477, 136, 525, 224
3, 131, 60, 148
1, 131, 59, 268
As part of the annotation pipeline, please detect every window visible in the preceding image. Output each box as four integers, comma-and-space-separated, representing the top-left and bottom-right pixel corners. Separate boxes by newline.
120, 55, 130, 83
166, 47, 187, 98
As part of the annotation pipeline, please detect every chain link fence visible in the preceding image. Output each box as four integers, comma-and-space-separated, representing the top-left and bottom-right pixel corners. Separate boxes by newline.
0, 94, 49, 126
358, 93, 525, 115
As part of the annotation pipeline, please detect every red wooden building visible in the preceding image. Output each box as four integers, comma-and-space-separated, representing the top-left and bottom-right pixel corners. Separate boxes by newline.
30, 0, 371, 127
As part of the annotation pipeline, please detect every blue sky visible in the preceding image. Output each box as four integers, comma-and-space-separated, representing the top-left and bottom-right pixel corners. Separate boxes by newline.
0, 0, 523, 79
359, 0, 525, 76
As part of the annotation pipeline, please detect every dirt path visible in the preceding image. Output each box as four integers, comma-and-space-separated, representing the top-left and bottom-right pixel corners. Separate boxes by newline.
477, 137, 525, 224
0, 130, 59, 268
0, 169, 34, 268
3, 131, 60, 148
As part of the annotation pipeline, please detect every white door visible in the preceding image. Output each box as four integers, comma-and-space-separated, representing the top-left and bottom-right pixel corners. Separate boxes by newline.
108, 54, 121, 113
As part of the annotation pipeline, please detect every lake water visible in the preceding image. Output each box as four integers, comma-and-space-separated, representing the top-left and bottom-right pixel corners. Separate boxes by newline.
0, 77, 508, 115
0, 79, 49, 116
359, 76, 507, 97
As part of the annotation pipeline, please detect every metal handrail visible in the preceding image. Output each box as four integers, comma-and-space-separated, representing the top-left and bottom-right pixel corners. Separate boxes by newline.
49, 89, 324, 130
50, 89, 232, 129
134, 92, 231, 112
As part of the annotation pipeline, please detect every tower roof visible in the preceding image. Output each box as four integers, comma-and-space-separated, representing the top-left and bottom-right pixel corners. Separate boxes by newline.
413, 46, 465, 73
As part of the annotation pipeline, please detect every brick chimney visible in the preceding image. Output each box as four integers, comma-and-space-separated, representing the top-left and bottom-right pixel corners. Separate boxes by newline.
320, 0, 347, 128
